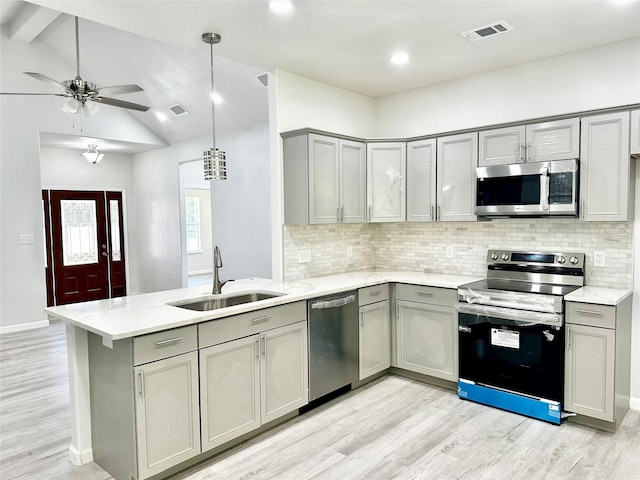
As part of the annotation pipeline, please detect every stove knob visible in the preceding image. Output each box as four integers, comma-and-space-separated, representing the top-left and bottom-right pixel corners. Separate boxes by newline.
501, 253, 509, 261
557, 256, 566, 264
490, 252, 498, 260
569, 256, 579, 264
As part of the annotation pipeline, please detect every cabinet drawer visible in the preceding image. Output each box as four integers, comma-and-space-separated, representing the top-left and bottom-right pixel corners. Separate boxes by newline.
199, 301, 307, 348
395, 283, 456, 306
133, 325, 198, 366
359, 284, 389, 306
566, 302, 616, 329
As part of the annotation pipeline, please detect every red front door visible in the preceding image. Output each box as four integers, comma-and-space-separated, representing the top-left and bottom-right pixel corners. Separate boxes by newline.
45, 190, 126, 306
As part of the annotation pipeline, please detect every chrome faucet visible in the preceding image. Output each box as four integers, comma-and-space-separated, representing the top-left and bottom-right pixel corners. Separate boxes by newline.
212, 246, 227, 294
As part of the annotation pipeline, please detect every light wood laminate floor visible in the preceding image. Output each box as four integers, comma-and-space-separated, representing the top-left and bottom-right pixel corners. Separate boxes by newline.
1, 322, 639, 480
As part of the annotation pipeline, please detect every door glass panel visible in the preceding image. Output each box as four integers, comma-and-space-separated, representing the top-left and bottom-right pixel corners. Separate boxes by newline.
109, 199, 122, 261
61, 200, 99, 266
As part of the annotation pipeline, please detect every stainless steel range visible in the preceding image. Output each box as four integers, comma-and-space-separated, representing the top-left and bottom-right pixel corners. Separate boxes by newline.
457, 250, 585, 424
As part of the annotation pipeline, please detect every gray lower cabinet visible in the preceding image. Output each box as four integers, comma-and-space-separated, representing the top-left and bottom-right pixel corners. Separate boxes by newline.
358, 284, 390, 380
199, 302, 308, 453
564, 297, 632, 429
394, 284, 458, 381
134, 351, 201, 479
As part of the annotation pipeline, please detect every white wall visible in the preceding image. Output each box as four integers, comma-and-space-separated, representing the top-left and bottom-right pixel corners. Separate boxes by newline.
132, 122, 272, 293
0, 29, 166, 332
39, 146, 140, 292
376, 39, 640, 137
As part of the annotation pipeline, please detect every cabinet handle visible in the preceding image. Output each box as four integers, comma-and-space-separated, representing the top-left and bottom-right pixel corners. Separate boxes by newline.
138, 371, 144, 397
261, 334, 267, 357
574, 309, 603, 316
519, 143, 525, 162
255, 337, 260, 358
360, 312, 364, 326
252, 315, 271, 324
369, 290, 382, 297
416, 291, 433, 296
527, 142, 533, 161
155, 337, 183, 346
341, 206, 345, 223
437, 204, 441, 220
581, 200, 585, 220
337, 206, 340, 223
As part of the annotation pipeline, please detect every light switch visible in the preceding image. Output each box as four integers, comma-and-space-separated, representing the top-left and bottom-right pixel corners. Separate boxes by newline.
19, 234, 34, 245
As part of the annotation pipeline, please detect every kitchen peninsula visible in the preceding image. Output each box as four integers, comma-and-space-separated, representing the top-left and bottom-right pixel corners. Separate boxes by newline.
45, 271, 631, 480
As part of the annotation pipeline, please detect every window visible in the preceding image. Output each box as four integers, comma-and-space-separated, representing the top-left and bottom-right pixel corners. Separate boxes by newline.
185, 196, 201, 253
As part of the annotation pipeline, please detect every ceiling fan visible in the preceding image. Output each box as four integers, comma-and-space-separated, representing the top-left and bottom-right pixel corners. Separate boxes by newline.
0, 16, 150, 114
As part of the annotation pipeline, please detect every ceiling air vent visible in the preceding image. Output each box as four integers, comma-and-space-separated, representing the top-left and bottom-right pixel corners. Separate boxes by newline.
460, 21, 513, 42
169, 103, 188, 116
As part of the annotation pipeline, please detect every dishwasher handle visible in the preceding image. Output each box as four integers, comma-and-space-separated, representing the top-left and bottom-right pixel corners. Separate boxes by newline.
310, 294, 357, 310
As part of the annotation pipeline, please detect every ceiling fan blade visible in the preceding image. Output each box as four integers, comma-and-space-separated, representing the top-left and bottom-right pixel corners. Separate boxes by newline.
24, 72, 67, 91
93, 96, 150, 112
97, 84, 144, 96
0, 92, 68, 96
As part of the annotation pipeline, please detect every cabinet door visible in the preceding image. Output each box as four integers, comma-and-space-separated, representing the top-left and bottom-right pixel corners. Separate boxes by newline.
261, 321, 308, 424
359, 301, 390, 380
407, 139, 436, 222
134, 352, 200, 479
200, 336, 260, 452
339, 139, 366, 223
565, 324, 615, 422
367, 142, 406, 222
308, 134, 339, 224
436, 132, 477, 222
580, 112, 630, 221
478, 126, 525, 166
525, 118, 579, 162
396, 300, 457, 381
631, 109, 640, 157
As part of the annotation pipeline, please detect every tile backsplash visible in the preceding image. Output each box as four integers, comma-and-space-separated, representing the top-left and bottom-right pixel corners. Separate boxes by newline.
283, 219, 633, 288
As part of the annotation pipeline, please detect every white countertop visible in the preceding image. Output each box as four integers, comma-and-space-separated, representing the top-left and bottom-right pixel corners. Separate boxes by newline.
563, 286, 633, 306
45, 271, 483, 340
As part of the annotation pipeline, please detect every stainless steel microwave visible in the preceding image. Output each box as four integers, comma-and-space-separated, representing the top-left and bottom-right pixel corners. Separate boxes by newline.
475, 159, 579, 217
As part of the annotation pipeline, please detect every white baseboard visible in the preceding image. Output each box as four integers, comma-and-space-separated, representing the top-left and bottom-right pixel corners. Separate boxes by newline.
0, 319, 49, 335
630, 396, 640, 411
68, 445, 93, 465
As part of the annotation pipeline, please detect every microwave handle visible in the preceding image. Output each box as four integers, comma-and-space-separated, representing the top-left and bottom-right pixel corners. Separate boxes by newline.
540, 166, 550, 211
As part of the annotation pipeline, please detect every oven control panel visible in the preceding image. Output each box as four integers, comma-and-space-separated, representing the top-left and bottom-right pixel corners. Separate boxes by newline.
486, 250, 585, 269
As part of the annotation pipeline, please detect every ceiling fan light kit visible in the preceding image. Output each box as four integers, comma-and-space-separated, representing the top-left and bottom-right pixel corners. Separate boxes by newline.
81, 144, 104, 164
0, 15, 150, 117
202, 32, 227, 181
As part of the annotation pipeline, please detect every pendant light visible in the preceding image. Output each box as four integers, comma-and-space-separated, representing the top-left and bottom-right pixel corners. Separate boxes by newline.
81, 144, 104, 164
202, 32, 227, 181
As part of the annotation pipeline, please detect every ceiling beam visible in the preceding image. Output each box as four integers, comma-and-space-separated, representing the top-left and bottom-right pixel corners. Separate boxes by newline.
9, 3, 61, 44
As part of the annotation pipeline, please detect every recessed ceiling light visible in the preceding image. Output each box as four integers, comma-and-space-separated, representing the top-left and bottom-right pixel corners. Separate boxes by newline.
156, 111, 167, 122
390, 52, 410, 66
268, 0, 294, 15
211, 92, 223, 104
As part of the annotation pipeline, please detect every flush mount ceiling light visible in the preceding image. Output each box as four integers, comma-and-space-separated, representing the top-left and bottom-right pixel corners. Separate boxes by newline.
268, 0, 294, 15
390, 52, 410, 65
202, 32, 227, 181
81, 144, 104, 164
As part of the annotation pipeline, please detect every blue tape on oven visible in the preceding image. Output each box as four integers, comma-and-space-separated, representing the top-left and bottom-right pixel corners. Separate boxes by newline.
458, 379, 562, 425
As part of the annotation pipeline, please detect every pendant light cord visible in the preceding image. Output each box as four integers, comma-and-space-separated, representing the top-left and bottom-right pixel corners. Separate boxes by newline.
209, 40, 216, 153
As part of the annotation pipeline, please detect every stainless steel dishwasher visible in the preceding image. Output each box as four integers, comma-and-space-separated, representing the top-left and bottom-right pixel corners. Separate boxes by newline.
308, 291, 359, 401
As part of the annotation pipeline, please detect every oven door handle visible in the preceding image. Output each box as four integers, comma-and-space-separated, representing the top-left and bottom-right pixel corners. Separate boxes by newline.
457, 303, 562, 327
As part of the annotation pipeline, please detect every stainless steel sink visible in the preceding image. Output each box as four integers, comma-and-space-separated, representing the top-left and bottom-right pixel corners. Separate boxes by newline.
171, 292, 282, 311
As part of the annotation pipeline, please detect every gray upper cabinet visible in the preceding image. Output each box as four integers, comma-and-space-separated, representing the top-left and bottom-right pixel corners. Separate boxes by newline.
478, 118, 579, 166
367, 142, 407, 222
406, 139, 437, 222
478, 125, 526, 166
437, 132, 478, 222
580, 112, 631, 221
283, 132, 365, 225
631, 109, 640, 157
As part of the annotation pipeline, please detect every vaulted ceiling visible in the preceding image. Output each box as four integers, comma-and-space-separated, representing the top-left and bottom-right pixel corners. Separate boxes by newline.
1, 0, 639, 151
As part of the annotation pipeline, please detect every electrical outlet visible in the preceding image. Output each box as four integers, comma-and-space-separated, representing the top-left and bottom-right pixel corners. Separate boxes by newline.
593, 251, 606, 267
297, 249, 311, 264
446, 245, 455, 259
